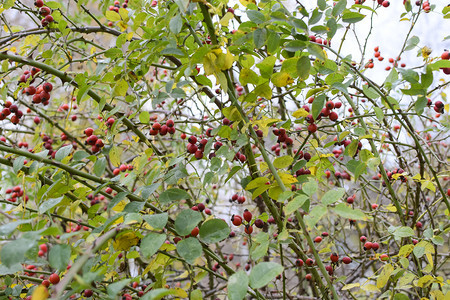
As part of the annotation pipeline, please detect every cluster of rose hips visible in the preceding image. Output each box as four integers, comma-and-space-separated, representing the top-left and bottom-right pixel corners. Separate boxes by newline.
191, 202, 212, 215
150, 119, 176, 136
420, 1, 431, 12
0, 101, 24, 124
230, 209, 264, 235
107, 0, 129, 26
87, 192, 108, 207
185, 134, 209, 159
84, 127, 105, 153
34, 0, 54, 27
360, 236, 381, 252
108, 0, 128, 11
5, 185, 28, 203
309, 35, 330, 46
440, 50, 450, 75
113, 164, 133, 176
304, 100, 341, 134
230, 193, 246, 204
64, 220, 90, 232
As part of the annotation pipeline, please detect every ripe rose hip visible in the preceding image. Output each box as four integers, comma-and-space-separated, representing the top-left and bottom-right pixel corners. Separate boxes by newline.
342, 256, 352, 264
295, 259, 304, 267
371, 242, 380, 251
243, 209, 252, 222
330, 253, 339, 263
49, 273, 60, 284
231, 215, 242, 226
364, 242, 373, 251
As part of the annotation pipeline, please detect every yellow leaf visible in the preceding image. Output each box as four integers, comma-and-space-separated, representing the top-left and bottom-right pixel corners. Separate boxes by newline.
216, 50, 234, 71
118, 21, 128, 31
292, 108, 309, 118
219, 12, 234, 26
430, 290, 445, 300
239, 0, 256, 6
426, 253, 433, 267
113, 200, 128, 212
397, 245, 414, 257
342, 283, 359, 290
361, 284, 380, 292
203, 52, 217, 75
252, 117, 280, 136
417, 275, 434, 287
32, 285, 49, 300
109, 146, 122, 167
113, 231, 140, 251
173, 288, 188, 298
271, 72, 294, 87
377, 264, 394, 288
278, 172, 298, 185
384, 204, 397, 212
421, 46, 432, 59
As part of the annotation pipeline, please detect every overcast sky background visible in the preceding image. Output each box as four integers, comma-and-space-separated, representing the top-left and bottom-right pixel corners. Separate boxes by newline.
281, 1, 450, 85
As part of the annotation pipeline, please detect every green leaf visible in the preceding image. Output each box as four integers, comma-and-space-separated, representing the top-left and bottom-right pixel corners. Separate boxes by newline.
143, 213, 168, 230
363, 85, 379, 99
108, 192, 129, 210
0, 239, 35, 267
297, 56, 311, 80
257, 56, 277, 78
228, 270, 249, 300
250, 232, 269, 260
307, 43, 326, 60
374, 107, 384, 122
253, 28, 267, 49
0, 220, 32, 236
225, 166, 241, 183
39, 196, 64, 214
273, 156, 293, 169
302, 178, 318, 196
346, 159, 367, 180
342, 11, 365, 23
93, 157, 106, 177
113, 78, 128, 97
311, 94, 326, 120
332, 0, 347, 17
284, 195, 308, 215
431, 236, 444, 246
414, 96, 428, 115
321, 188, 345, 206
239, 68, 259, 86
55, 144, 72, 161
266, 30, 280, 54
108, 279, 131, 296
49, 244, 71, 271
174, 210, 202, 236
169, 14, 183, 34
394, 226, 415, 238
176, 237, 202, 264
199, 219, 230, 243
249, 262, 283, 289
104, 48, 123, 58
159, 188, 191, 204
13, 156, 25, 173
139, 111, 150, 124
304, 204, 326, 227
333, 203, 366, 220
140, 233, 166, 258
141, 288, 178, 300
404, 36, 419, 51
247, 10, 265, 24
344, 139, 358, 157
285, 40, 307, 52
